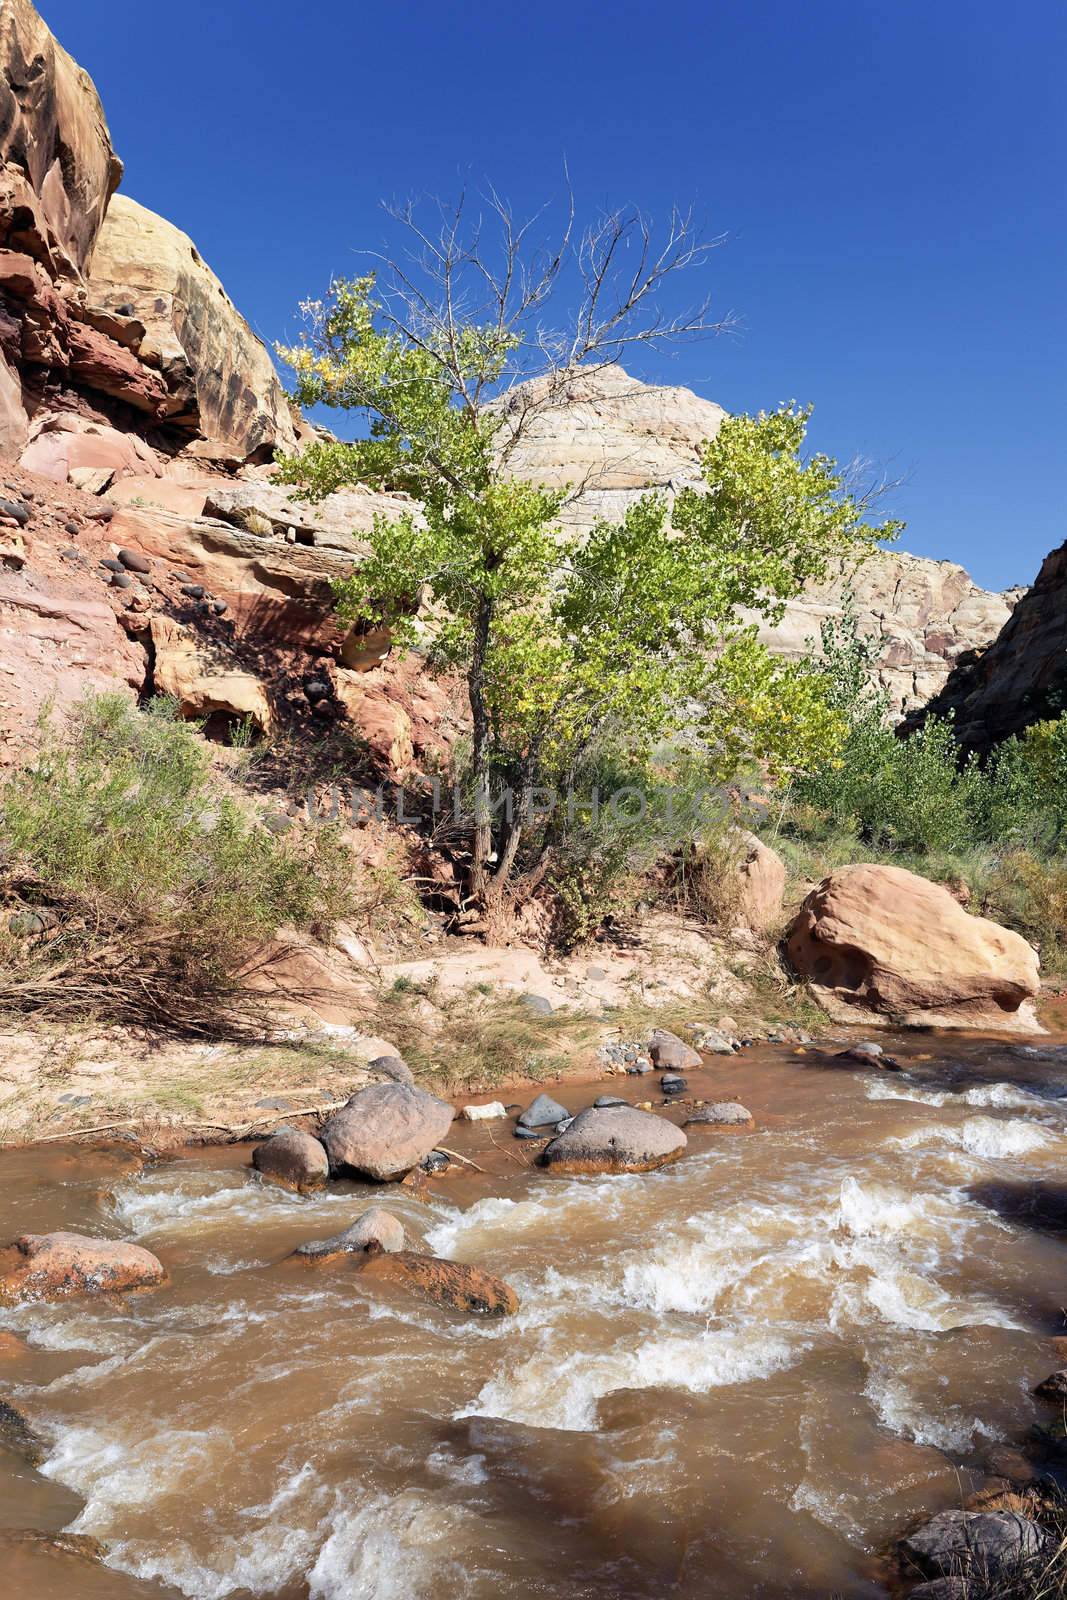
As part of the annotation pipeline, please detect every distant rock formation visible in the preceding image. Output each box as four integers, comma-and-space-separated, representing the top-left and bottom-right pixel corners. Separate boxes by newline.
0, 0, 294, 468
500, 363, 1019, 714
901, 537, 1067, 750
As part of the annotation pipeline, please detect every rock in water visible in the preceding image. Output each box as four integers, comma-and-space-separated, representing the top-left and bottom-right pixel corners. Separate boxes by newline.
786, 864, 1041, 1031
1035, 1368, 1067, 1400
517, 1092, 568, 1129
648, 1029, 701, 1070
360, 1251, 519, 1316
251, 1128, 328, 1192
294, 1207, 405, 1260
0, 1397, 47, 1464
0, 1232, 165, 1302
541, 1105, 687, 1175
461, 1101, 507, 1121
899, 1510, 1050, 1580
368, 1055, 415, 1086
685, 1102, 755, 1131
320, 1083, 454, 1181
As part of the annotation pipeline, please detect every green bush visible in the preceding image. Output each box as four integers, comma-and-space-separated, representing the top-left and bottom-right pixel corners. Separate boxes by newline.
0, 693, 354, 1036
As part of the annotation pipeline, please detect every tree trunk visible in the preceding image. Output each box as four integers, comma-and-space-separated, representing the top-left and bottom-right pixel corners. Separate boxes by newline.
467, 593, 494, 901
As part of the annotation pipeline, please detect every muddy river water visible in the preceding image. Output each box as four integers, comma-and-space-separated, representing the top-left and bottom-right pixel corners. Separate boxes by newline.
1, 1037, 1067, 1598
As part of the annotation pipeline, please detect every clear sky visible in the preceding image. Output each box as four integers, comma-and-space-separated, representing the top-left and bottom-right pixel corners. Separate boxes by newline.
41, 0, 1064, 592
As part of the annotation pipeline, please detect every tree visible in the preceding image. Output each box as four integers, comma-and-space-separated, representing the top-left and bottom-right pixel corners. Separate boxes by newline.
277, 194, 901, 904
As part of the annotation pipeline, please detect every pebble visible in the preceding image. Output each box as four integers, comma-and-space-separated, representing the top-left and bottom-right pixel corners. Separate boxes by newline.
0, 497, 29, 526
118, 549, 151, 573
111, 572, 132, 589
180, 583, 206, 599
420, 1150, 450, 1174
63, 519, 79, 537
461, 1101, 507, 1121
100, 557, 124, 573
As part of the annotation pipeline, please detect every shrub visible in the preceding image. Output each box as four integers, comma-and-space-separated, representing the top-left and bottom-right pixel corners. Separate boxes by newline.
0, 693, 354, 1036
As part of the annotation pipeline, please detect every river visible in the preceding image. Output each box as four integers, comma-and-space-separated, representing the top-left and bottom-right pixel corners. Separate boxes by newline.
1, 1035, 1066, 1598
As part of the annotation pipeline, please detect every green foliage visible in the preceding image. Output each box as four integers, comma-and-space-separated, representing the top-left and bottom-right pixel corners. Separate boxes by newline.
0, 693, 354, 1035
279, 267, 898, 893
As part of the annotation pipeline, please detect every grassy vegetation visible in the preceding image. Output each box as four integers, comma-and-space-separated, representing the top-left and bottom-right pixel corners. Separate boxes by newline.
369, 980, 601, 1093
0, 693, 357, 1037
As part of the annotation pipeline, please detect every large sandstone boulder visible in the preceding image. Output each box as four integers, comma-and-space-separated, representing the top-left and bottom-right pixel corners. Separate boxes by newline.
87, 195, 298, 461
0, 1231, 165, 1302
251, 1127, 328, 1192
785, 864, 1041, 1031
320, 1083, 455, 1181
541, 1104, 687, 1175
150, 614, 272, 732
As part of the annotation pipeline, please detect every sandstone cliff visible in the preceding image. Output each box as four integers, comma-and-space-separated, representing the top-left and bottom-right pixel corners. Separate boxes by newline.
901, 538, 1067, 751
499, 363, 1018, 714
0, 0, 294, 468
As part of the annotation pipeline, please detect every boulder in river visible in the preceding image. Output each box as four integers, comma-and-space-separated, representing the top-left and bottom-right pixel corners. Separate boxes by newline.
648, 1029, 701, 1069
294, 1207, 405, 1260
251, 1128, 328, 1192
0, 1232, 165, 1303
517, 1092, 568, 1129
541, 1104, 687, 1175
685, 1101, 755, 1131
1034, 1368, 1067, 1400
360, 1251, 519, 1315
899, 1509, 1050, 1580
786, 864, 1041, 1031
320, 1083, 454, 1181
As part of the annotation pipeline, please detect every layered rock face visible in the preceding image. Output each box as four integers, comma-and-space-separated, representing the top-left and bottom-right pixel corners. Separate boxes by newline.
901, 538, 1067, 751
0, 0, 294, 467
501, 363, 1017, 714
87, 196, 297, 461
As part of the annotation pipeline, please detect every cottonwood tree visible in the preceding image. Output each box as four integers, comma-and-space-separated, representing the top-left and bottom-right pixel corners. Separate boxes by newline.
277, 193, 900, 904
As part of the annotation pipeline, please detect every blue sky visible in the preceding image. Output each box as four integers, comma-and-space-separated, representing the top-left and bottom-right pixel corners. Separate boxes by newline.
42, 0, 1064, 591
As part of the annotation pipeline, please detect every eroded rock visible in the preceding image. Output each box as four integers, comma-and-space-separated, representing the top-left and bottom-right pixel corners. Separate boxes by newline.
648, 1029, 701, 1070
541, 1104, 687, 1175
899, 1509, 1050, 1580
320, 1083, 454, 1181
786, 864, 1041, 1031
294, 1207, 405, 1260
0, 1231, 165, 1302
685, 1101, 755, 1131
251, 1128, 328, 1192
360, 1250, 518, 1316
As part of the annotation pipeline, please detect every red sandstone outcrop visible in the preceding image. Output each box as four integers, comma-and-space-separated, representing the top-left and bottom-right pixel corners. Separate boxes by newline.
785, 863, 1041, 1031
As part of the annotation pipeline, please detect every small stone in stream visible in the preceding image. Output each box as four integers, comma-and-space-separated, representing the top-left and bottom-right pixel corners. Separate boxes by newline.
110, 572, 132, 589
420, 1150, 450, 1174
686, 1101, 755, 1131
0, 498, 29, 527
180, 583, 206, 599
0, 1232, 166, 1303
899, 1510, 1050, 1580
461, 1101, 507, 1121
648, 1029, 701, 1070
368, 1054, 415, 1086
0, 1398, 47, 1465
359, 1251, 519, 1316
766, 1031, 786, 1044
63, 519, 79, 537
514, 1125, 552, 1141
117, 549, 150, 573
521, 993, 554, 1016
1035, 1369, 1067, 1400
518, 1092, 569, 1129
541, 1104, 687, 1175
838, 1045, 900, 1070
100, 557, 124, 572
690, 1027, 735, 1055
660, 1073, 688, 1095
594, 1095, 627, 1108
294, 1207, 405, 1260
252, 1127, 328, 1192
